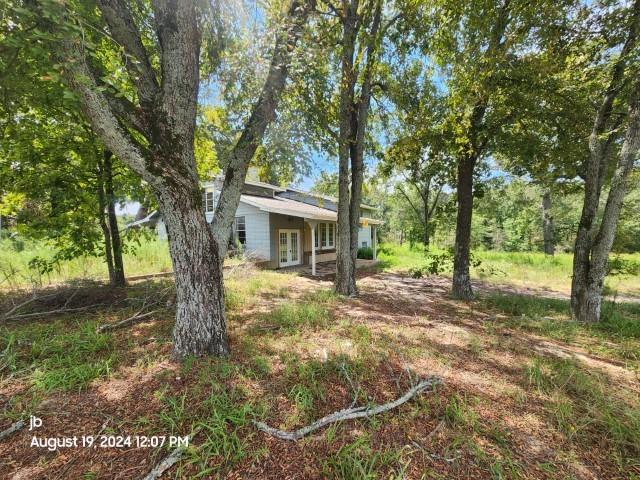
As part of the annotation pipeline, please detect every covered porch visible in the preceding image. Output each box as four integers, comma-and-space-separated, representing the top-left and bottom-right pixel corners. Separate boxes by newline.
303, 218, 379, 276
279, 258, 380, 278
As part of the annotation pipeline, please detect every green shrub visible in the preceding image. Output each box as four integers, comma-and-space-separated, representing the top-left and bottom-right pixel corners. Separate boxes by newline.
357, 246, 374, 259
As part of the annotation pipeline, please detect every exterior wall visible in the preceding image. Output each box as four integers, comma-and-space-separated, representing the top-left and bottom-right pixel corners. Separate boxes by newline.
268, 213, 305, 268
235, 202, 271, 261
358, 225, 372, 248
156, 219, 168, 240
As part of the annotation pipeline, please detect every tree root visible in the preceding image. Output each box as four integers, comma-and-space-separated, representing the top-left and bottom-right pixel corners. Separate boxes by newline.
254, 376, 441, 441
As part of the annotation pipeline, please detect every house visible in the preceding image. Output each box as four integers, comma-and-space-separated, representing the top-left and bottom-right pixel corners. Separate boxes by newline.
129, 175, 382, 275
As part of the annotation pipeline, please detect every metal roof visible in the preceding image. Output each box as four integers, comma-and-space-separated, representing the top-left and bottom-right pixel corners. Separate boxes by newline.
283, 186, 379, 210
240, 195, 383, 224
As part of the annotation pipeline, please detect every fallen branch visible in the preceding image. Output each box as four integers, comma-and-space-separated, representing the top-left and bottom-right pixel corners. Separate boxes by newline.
2, 303, 106, 321
254, 376, 441, 441
0, 419, 24, 441
140, 427, 200, 480
1, 292, 58, 320
96, 310, 158, 333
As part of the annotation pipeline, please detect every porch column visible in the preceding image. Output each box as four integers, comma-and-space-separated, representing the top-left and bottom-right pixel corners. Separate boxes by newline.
372, 224, 377, 260
306, 219, 318, 276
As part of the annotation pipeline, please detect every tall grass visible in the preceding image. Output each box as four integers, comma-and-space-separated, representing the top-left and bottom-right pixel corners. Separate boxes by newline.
0, 237, 172, 288
377, 242, 640, 295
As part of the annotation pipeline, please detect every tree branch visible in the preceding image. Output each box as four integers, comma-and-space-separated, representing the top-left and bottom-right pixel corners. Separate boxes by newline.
60, 38, 155, 185
96, 0, 160, 107
396, 183, 422, 219
212, 0, 315, 255
254, 377, 441, 441
152, 0, 200, 144
428, 184, 443, 218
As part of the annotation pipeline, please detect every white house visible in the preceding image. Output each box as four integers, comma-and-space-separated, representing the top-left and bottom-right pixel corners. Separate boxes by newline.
129, 175, 382, 275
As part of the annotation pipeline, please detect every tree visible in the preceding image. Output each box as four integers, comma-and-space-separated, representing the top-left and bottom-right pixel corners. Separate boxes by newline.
0, 77, 133, 286
379, 60, 452, 248
6, 0, 314, 358
571, 0, 640, 323
329, 0, 383, 295
494, 52, 592, 256
407, 0, 575, 298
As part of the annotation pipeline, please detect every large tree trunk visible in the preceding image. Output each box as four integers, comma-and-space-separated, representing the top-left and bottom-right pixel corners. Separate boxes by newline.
541, 189, 555, 255
155, 184, 229, 357
335, 0, 358, 296
571, 2, 640, 320
104, 151, 125, 286
452, 155, 475, 299
336, 0, 381, 296
573, 81, 640, 322
61, 0, 311, 359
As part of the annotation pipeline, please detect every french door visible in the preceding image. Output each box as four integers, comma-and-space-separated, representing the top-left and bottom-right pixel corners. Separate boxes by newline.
279, 229, 301, 267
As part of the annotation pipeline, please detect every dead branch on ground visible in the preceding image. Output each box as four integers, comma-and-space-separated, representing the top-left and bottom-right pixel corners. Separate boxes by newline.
0, 419, 24, 441
2, 303, 107, 321
139, 427, 200, 480
254, 376, 441, 441
96, 310, 158, 333
1, 292, 58, 320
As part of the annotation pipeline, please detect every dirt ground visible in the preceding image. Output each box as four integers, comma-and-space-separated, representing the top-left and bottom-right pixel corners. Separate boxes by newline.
0, 271, 638, 479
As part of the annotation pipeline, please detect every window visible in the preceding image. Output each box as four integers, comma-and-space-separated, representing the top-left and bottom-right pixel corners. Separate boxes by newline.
202, 189, 214, 213
233, 216, 246, 246
314, 225, 319, 248
313, 222, 335, 250
362, 241, 368, 248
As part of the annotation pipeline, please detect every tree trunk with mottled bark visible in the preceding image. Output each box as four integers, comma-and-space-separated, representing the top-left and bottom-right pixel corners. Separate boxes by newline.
155, 183, 228, 355
573, 80, 640, 322
335, 0, 382, 296
452, 155, 475, 299
335, 0, 358, 296
542, 189, 555, 256
571, 1, 639, 322
59, 0, 312, 358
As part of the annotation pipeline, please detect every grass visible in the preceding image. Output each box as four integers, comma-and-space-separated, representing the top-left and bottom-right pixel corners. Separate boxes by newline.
377, 242, 640, 296
224, 268, 292, 310
482, 293, 640, 364
262, 301, 331, 332
0, 318, 117, 394
1, 242, 639, 478
0, 237, 252, 290
522, 356, 640, 465
0, 237, 173, 289
321, 435, 408, 479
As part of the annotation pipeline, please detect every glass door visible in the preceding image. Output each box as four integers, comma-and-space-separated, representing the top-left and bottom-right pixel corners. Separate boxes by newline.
279, 229, 301, 267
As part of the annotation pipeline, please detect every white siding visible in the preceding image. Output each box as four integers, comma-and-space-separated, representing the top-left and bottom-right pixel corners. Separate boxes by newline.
235, 202, 271, 261
358, 225, 372, 248
156, 219, 168, 240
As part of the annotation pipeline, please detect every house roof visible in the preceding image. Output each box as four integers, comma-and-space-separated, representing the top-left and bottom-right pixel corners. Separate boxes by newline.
284, 186, 379, 211
246, 179, 286, 192
240, 194, 383, 225
125, 210, 160, 229
202, 176, 287, 192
